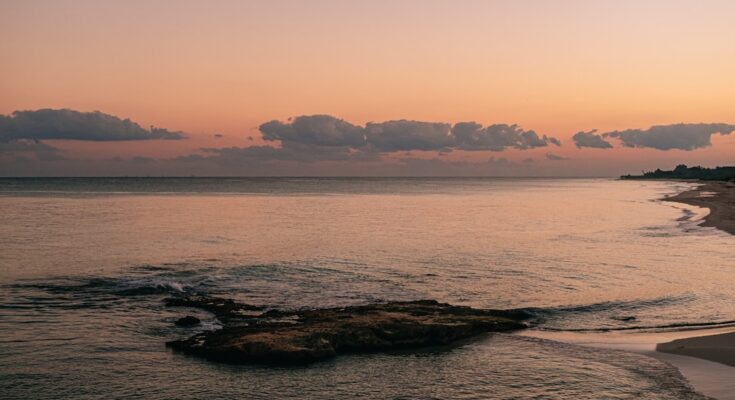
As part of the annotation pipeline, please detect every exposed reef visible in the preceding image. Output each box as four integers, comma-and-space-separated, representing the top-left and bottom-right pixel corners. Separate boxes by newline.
165, 296, 528, 365
175, 316, 201, 327
165, 295, 262, 322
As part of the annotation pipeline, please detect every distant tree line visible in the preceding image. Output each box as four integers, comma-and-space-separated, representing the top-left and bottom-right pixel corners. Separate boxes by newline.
621, 164, 735, 181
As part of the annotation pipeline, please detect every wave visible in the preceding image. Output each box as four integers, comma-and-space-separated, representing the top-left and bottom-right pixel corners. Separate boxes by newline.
3, 273, 203, 312
537, 319, 735, 332
505, 294, 735, 332
11, 276, 190, 295
6, 264, 733, 335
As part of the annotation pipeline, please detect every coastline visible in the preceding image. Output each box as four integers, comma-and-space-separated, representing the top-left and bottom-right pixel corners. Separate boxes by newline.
522, 180, 735, 399
653, 180, 735, 399
657, 331, 735, 367
521, 328, 735, 400
662, 180, 735, 235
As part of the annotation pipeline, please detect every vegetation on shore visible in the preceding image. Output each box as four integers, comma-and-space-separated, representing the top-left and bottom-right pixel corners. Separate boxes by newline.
621, 164, 735, 181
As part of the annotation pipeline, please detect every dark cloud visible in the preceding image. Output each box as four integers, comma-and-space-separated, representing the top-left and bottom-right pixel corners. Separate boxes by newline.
171, 116, 560, 169
0, 109, 185, 142
183, 116, 558, 167
258, 115, 559, 154
213, 133, 224, 139
545, 152, 569, 161
364, 120, 453, 152
259, 115, 365, 147
388, 157, 532, 177
572, 130, 613, 149
130, 156, 155, 163
193, 142, 358, 165
453, 122, 559, 151
0, 139, 65, 162
601, 123, 735, 151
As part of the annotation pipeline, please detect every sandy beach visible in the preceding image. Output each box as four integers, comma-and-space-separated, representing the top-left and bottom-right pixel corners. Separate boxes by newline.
523, 327, 735, 400
664, 181, 735, 235
660, 180, 735, 366
658, 181, 735, 398
522, 181, 735, 399
657, 331, 735, 367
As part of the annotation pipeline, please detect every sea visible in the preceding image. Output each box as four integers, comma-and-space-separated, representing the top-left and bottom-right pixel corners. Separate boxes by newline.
1, 177, 733, 399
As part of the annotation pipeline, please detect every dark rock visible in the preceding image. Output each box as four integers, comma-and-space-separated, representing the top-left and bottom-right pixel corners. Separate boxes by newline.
175, 316, 201, 327
166, 299, 528, 365
165, 295, 262, 322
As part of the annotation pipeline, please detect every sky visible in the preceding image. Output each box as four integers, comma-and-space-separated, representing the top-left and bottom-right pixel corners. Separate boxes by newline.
1, 0, 734, 176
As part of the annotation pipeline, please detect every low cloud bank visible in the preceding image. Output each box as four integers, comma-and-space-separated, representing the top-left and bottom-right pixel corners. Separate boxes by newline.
0, 108, 186, 162
0, 109, 185, 142
573, 124, 735, 151
259, 115, 559, 157
602, 123, 735, 151
572, 130, 613, 149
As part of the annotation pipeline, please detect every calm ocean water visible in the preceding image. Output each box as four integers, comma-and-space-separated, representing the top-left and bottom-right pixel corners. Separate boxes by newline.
1, 177, 732, 399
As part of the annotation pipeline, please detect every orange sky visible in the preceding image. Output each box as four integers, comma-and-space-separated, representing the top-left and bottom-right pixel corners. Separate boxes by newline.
1, 0, 734, 176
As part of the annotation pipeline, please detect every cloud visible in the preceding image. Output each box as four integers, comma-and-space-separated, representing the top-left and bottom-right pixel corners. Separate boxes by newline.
453, 122, 559, 151
388, 156, 528, 176
181, 116, 559, 167
213, 133, 224, 139
0, 139, 65, 162
259, 115, 365, 147
0, 109, 185, 142
185, 138, 388, 166
257, 115, 559, 154
545, 152, 569, 161
195, 142, 357, 164
365, 120, 453, 152
601, 123, 735, 151
572, 130, 613, 149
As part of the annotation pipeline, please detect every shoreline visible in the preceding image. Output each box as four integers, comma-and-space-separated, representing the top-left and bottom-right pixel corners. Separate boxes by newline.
521, 327, 735, 400
662, 180, 735, 235
521, 180, 735, 399
651, 179, 735, 399
657, 331, 735, 367
658, 180, 735, 391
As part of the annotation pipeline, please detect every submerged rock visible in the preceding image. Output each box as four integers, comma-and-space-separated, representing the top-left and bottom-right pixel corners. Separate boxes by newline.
175, 315, 201, 327
165, 295, 262, 322
165, 298, 528, 365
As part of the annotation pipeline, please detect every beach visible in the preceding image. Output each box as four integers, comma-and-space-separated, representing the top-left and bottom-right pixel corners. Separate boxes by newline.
664, 181, 735, 235
521, 180, 735, 400
523, 327, 735, 400
656, 181, 735, 398
658, 331, 735, 367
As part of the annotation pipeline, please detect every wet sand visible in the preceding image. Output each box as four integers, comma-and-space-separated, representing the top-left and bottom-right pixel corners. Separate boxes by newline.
522, 328, 735, 400
657, 181, 735, 398
659, 181, 735, 369
524, 178, 735, 398
657, 331, 735, 367
664, 181, 735, 235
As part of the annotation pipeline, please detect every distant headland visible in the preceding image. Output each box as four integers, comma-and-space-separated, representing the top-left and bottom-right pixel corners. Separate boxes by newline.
621, 164, 735, 181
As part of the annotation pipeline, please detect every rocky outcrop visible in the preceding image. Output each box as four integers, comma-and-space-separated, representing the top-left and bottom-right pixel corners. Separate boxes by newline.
165, 295, 262, 322
175, 315, 201, 327
165, 297, 528, 365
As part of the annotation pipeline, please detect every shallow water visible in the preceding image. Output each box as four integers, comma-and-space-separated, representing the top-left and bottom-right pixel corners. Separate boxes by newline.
1, 178, 732, 399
